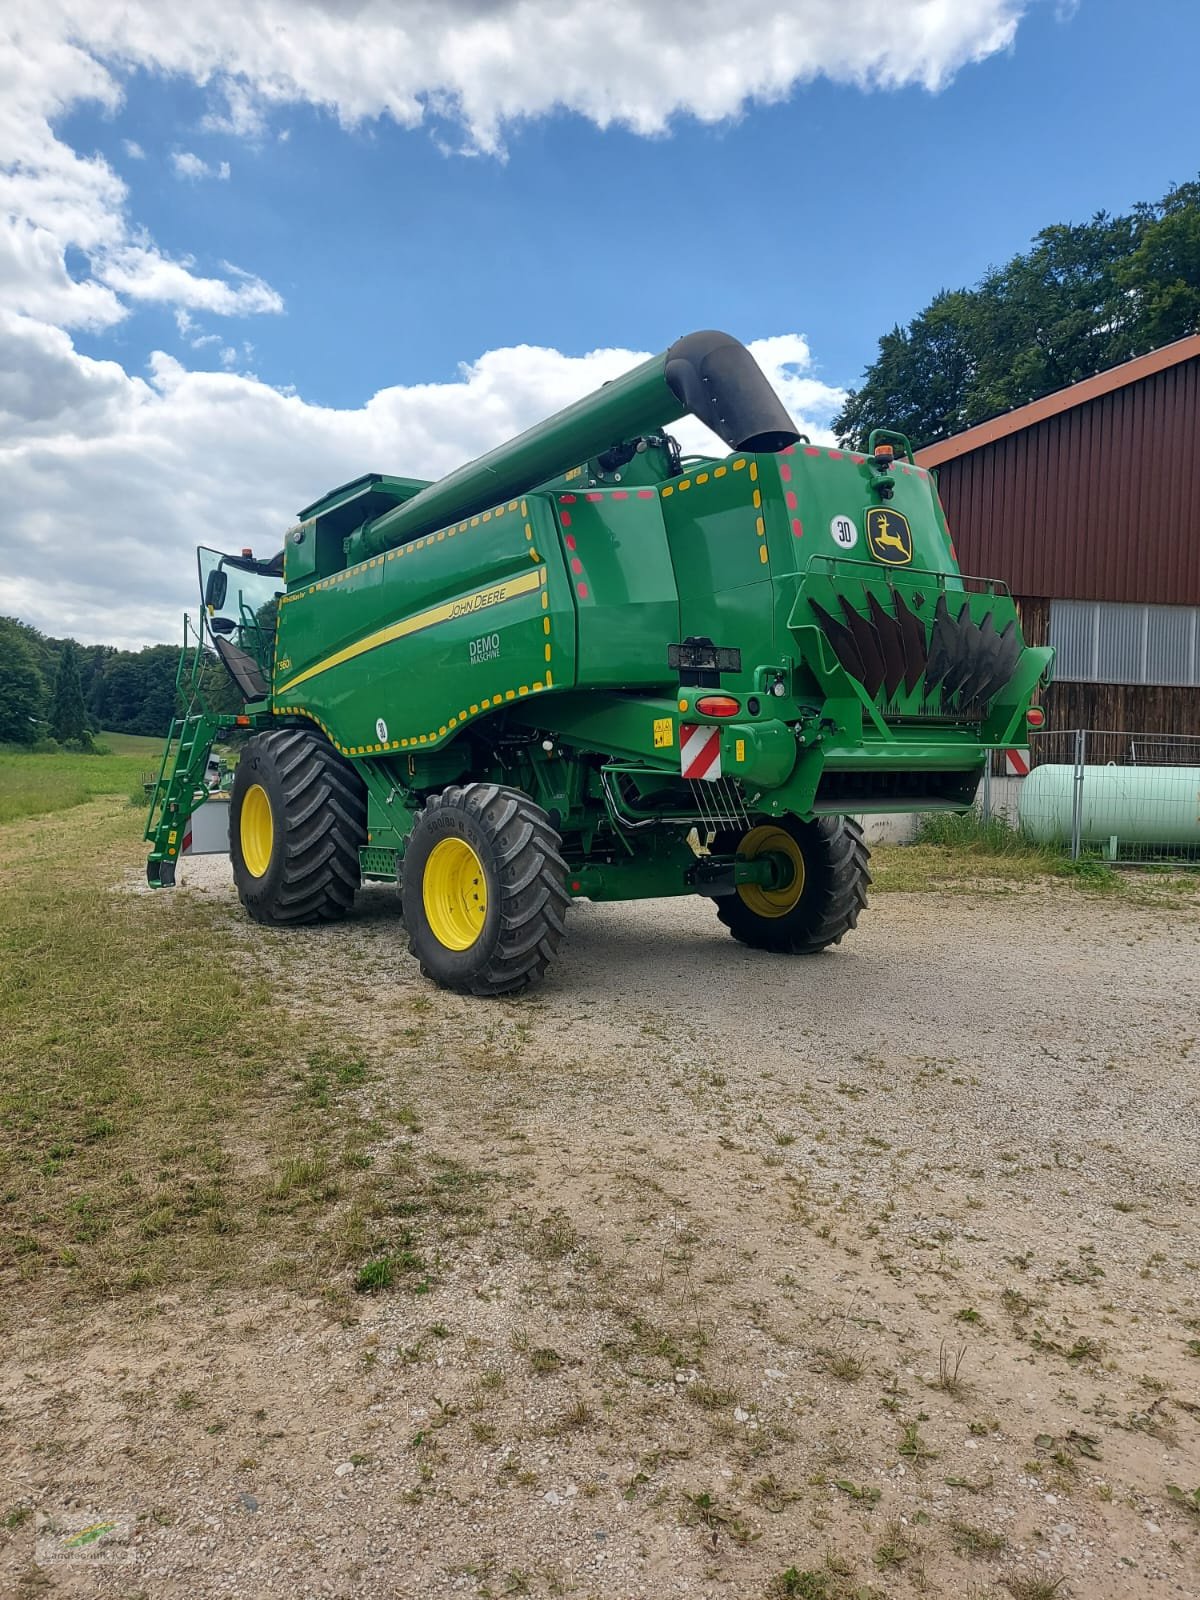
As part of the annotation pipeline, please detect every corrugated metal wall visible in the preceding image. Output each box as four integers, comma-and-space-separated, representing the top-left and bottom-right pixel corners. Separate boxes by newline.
1017, 598, 1200, 736
933, 355, 1200, 605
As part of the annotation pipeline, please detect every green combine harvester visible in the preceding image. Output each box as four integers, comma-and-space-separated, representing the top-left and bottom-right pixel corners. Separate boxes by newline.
146, 331, 1051, 993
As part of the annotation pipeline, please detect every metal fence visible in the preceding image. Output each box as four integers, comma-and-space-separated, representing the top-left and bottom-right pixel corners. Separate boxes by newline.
981, 728, 1200, 866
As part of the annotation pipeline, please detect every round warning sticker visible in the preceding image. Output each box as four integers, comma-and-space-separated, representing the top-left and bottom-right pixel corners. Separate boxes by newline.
375, 717, 389, 743
830, 514, 858, 551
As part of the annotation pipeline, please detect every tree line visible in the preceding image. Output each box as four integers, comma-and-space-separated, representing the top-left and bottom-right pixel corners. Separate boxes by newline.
834, 177, 1200, 450
0, 616, 181, 745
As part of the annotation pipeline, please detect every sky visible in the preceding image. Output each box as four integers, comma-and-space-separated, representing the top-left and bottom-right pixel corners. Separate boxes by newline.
1, 0, 1197, 649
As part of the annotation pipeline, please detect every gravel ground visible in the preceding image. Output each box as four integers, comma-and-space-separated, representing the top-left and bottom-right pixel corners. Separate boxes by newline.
4, 857, 1199, 1599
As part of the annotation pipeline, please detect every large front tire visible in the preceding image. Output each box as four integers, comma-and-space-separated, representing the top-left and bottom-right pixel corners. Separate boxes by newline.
230, 728, 367, 924
402, 784, 569, 996
715, 815, 870, 954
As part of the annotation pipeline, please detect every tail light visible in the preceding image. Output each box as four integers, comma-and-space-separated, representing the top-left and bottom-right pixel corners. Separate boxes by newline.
1026, 707, 1045, 728
695, 695, 740, 718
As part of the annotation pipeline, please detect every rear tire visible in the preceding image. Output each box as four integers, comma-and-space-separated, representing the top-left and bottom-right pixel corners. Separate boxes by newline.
715, 814, 870, 953
402, 783, 570, 995
230, 728, 367, 925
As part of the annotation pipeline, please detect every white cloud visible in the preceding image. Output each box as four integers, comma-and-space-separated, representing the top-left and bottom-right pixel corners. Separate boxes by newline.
0, 0, 1025, 646
171, 150, 231, 181
0, 217, 125, 329
25, 1, 1028, 153
97, 244, 280, 314
170, 151, 207, 180
0, 0, 1031, 334
0, 316, 844, 647
0, 6, 277, 331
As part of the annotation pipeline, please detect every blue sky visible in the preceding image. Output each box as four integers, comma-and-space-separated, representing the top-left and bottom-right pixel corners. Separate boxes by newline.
58, 0, 1196, 409
3, 0, 1196, 645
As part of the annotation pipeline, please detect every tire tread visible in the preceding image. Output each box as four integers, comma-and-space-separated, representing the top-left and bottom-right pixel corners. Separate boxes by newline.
405, 783, 569, 995
234, 729, 366, 926
716, 815, 871, 954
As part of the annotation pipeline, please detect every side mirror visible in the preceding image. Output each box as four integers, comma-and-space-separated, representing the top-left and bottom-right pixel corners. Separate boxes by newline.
204, 568, 228, 610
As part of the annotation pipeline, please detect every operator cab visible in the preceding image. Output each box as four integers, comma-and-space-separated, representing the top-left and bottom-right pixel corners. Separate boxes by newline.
198, 546, 284, 704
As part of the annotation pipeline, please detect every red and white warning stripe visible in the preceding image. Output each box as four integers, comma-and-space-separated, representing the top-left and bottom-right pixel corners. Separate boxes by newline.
1004, 747, 1030, 777
680, 724, 722, 782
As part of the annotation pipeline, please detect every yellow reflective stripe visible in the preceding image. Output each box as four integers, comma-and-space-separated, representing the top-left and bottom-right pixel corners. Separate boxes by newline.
275, 568, 543, 697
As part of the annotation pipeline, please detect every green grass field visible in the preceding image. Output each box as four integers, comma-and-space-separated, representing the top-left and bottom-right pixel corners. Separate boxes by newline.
0, 731, 162, 824
0, 775, 376, 1309
95, 730, 165, 758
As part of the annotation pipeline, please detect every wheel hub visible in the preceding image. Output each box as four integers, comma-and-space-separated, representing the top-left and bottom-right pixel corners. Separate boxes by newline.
734, 824, 805, 918
423, 837, 488, 950
240, 783, 274, 878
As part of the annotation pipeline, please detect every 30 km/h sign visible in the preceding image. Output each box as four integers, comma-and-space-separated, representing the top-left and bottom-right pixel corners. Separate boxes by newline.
680, 724, 722, 781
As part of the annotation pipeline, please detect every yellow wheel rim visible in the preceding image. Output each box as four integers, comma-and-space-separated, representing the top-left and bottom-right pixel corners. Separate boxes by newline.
240, 783, 274, 878
423, 836, 488, 951
735, 824, 806, 918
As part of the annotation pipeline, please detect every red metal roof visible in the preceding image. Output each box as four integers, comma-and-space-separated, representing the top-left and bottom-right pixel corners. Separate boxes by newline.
914, 334, 1200, 469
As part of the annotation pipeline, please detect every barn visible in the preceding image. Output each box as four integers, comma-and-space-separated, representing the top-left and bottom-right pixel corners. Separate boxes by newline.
914, 333, 1200, 740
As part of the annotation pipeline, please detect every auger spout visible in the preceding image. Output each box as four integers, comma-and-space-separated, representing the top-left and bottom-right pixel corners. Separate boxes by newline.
342, 331, 799, 564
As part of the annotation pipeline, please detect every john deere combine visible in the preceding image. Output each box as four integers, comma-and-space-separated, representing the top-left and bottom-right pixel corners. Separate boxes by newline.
146, 331, 1050, 993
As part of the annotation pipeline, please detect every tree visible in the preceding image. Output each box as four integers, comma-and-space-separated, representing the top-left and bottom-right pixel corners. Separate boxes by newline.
831, 291, 979, 453
0, 620, 46, 744
1120, 181, 1200, 349
89, 645, 181, 736
50, 639, 89, 744
834, 177, 1200, 450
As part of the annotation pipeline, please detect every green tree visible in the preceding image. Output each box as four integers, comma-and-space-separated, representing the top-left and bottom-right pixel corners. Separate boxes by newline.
831, 290, 979, 454
1120, 181, 1200, 348
50, 639, 90, 743
835, 177, 1200, 449
90, 644, 182, 736
0, 620, 46, 744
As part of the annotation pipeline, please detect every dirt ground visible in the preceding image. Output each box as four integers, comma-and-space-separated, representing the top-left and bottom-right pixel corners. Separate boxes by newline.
3, 858, 1200, 1600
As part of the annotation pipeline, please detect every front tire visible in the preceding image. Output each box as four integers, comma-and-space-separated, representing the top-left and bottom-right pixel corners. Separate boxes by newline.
402, 784, 570, 995
230, 728, 367, 924
715, 815, 870, 954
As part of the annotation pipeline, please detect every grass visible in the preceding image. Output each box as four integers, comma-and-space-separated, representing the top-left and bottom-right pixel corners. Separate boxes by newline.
898, 1421, 937, 1466
0, 733, 162, 824
1003, 1574, 1066, 1599
936, 1340, 969, 1395
0, 784, 464, 1310
96, 731, 167, 758
950, 1521, 1007, 1556
871, 810, 1130, 894
766, 1573, 835, 1600
0, 800, 285, 1298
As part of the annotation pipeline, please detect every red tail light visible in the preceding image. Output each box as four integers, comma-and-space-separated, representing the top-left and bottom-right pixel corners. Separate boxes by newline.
695, 695, 740, 718
1026, 707, 1045, 728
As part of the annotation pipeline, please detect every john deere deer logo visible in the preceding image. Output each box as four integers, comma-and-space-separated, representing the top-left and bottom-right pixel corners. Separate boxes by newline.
866, 508, 913, 566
